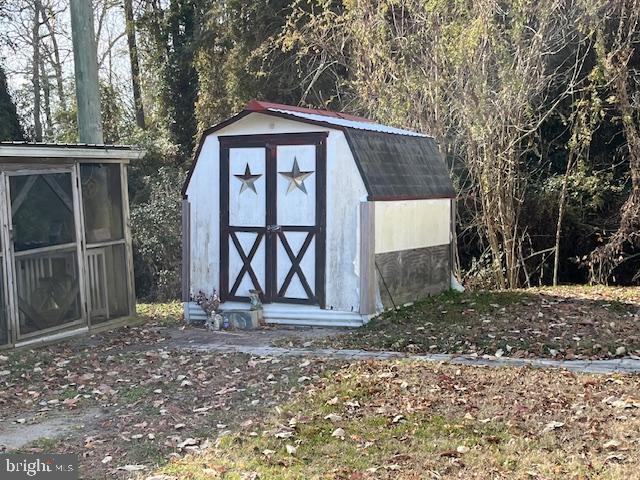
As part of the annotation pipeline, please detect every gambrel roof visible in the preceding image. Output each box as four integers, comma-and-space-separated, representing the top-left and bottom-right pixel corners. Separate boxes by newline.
183, 100, 455, 200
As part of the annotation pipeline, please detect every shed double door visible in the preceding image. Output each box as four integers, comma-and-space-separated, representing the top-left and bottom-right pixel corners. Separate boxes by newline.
220, 133, 326, 306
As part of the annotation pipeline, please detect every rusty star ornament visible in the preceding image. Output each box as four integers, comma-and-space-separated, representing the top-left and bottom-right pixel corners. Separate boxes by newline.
279, 158, 313, 194
234, 163, 262, 194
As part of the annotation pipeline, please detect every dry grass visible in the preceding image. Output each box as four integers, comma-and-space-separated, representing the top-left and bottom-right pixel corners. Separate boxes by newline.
318, 286, 640, 359
136, 301, 184, 326
157, 360, 640, 479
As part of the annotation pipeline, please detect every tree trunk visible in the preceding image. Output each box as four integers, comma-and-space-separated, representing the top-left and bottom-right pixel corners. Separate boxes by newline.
553, 151, 575, 286
40, 57, 53, 139
70, 0, 104, 144
32, 0, 43, 142
124, 0, 145, 129
40, 5, 66, 111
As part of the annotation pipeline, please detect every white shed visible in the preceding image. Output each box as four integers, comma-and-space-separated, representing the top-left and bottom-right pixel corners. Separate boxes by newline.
182, 100, 456, 327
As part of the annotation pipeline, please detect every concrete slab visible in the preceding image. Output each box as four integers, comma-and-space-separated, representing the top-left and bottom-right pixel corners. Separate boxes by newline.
0, 409, 102, 451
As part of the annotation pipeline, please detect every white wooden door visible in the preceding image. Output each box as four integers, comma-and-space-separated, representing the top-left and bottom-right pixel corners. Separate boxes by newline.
225, 147, 267, 298
274, 145, 317, 302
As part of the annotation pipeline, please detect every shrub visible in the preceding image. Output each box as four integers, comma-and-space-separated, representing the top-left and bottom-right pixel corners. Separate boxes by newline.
128, 129, 185, 300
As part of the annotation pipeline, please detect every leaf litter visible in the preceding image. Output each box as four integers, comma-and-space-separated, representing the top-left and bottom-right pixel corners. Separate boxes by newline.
0, 319, 340, 479
319, 286, 640, 359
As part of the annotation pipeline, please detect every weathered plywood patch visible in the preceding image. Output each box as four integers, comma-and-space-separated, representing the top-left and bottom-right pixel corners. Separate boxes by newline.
376, 244, 450, 307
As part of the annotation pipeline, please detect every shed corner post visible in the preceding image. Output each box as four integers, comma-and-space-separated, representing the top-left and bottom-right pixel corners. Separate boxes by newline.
450, 197, 459, 283
359, 201, 376, 315
181, 198, 191, 321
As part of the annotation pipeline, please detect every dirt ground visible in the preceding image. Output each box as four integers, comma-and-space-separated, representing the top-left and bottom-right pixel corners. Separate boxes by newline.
0, 319, 344, 479
3, 288, 640, 479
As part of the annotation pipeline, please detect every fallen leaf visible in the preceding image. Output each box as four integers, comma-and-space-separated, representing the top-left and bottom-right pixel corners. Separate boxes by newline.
542, 420, 565, 433
177, 438, 198, 449
603, 440, 621, 450
285, 444, 297, 455
117, 464, 146, 472
392, 414, 405, 424
331, 427, 346, 440
324, 413, 342, 422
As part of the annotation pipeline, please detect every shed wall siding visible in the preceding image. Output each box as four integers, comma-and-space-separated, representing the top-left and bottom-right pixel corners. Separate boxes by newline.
373, 198, 451, 308
185, 113, 368, 312
187, 134, 220, 295
374, 198, 451, 254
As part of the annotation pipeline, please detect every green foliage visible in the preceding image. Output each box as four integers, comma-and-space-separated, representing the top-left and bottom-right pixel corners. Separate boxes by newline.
128, 128, 184, 300
130, 164, 185, 300
274, 0, 640, 286
137, 0, 208, 162
51, 82, 134, 144
0, 65, 23, 141
194, 0, 343, 130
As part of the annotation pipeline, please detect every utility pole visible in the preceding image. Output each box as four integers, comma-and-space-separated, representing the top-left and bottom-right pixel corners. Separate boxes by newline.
70, 0, 103, 144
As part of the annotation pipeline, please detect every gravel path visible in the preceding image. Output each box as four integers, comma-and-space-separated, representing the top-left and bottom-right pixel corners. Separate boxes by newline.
165, 327, 640, 374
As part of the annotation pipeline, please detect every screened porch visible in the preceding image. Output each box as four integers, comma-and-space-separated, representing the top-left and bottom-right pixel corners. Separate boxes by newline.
0, 143, 140, 349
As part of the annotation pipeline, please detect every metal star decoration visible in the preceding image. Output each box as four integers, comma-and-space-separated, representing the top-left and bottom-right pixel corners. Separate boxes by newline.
279, 158, 313, 194
234, 163, 262, 194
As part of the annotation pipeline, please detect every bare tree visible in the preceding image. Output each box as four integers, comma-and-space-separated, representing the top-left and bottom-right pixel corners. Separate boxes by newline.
40, 1, 67, 111
589, 0, 640, 283
278, 0, 591, 288
31, 0, 43, 141
124, 0, 145, 129
552, 81, 601, 286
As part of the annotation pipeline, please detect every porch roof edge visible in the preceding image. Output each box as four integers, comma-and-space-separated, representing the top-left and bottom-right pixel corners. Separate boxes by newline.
0, 143, 144, 161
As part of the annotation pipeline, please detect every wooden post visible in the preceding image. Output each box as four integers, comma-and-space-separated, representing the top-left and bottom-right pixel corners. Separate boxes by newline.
121, 164, 136, 316
450, 197, 459, 282
181, 199, 190, 302
70, 0, 103, 144
71, 164, 89, 327
0, 173, 16, 347
359, 201, 376, 315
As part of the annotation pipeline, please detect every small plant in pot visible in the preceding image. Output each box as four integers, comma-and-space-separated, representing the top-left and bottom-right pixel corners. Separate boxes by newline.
194, 290, 222, 330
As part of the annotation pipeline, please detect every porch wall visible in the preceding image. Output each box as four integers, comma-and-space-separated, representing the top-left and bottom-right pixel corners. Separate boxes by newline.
0, 158, 136, 349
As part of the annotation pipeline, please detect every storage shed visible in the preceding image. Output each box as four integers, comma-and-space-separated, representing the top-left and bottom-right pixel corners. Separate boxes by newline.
0, 143, 140, 349
182, 100, 456, 327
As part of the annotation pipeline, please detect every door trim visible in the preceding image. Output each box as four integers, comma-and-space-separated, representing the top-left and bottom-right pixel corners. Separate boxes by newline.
220, 132, 327, 307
